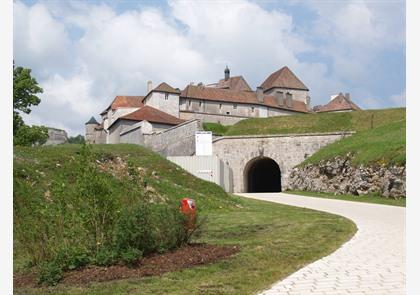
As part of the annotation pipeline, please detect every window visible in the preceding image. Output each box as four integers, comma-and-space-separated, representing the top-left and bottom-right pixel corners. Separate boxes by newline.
251, 107, 255, 112
165, 93, 169, 100
189, 100, 191, 106
199, 101, 202, 107
219, 104, 222, 109
233, 104, 237, 109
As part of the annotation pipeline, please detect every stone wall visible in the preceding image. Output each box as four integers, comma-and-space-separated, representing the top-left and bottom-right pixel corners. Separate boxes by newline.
179, 98, 299, 125
144, 119, 201, 157
288, 154, 406, 198
212, 132, 353, 193
45, 128, 68, 145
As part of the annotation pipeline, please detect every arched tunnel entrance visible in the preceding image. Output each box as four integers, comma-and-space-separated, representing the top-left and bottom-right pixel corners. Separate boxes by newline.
245, 157, 281, 192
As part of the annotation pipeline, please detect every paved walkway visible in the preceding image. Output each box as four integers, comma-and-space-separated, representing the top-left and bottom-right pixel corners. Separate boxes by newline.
239, 193, 406, 295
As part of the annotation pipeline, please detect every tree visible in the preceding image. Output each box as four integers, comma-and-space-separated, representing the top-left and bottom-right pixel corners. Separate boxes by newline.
68, 134, 86, 144
13, 66, 43, 133
13, 65, 48, 146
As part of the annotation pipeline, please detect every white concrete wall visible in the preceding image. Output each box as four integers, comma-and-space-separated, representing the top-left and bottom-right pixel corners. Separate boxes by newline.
167, 156, 233, 192
144, 92, 180, 118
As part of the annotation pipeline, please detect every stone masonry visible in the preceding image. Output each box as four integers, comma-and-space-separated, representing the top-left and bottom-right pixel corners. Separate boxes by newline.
288, 154, 406, 198
212, 132, 353, 193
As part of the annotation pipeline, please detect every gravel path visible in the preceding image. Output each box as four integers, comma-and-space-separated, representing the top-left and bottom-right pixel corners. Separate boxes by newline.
238, 193, 406, 295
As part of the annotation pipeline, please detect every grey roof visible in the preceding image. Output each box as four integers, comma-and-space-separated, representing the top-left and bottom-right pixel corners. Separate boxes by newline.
85, 116, 99, 125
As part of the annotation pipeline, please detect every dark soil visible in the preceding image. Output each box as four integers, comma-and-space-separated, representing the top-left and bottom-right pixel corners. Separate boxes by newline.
14, 243, 239, 288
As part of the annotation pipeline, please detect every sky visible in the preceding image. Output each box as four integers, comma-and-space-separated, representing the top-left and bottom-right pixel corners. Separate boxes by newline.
14, 0, 406, 136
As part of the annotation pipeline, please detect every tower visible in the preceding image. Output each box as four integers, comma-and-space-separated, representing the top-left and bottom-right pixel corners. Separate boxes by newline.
85, 116, 99, 144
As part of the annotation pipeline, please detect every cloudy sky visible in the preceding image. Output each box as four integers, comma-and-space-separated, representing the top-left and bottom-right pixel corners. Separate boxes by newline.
14, 0, 406, 136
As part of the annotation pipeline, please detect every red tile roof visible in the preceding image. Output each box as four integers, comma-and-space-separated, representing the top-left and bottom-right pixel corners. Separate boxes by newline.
116, 106, 184, 126
216, 76, 253, 92
153, 82, 180, 94
316, 94, 361, 113
260, 66, 309, 91
181, 85, 308, 113
100, 96, 144, 114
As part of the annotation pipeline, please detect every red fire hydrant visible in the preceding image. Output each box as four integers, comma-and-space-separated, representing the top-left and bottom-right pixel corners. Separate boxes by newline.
179, 198, 197, 231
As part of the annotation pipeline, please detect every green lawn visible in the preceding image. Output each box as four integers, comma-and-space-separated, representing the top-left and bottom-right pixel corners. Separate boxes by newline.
202, 122, 231, 136
286, 190, 406, 207
15, 195, 356, 295
300, 119, 405, 166
225, 108, 405, 136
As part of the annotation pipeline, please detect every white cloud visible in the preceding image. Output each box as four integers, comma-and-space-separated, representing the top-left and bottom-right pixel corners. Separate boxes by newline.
13, 1, 72, 77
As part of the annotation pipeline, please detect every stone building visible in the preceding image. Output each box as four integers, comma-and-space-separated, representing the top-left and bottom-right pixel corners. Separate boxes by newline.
313, 93, 361, 113
85, 65, 314, 144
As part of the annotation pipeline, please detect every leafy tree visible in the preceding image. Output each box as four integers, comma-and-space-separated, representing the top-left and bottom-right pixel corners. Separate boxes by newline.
13, 66, 43, 133
68, 134, 86, 144
13, 124, 49, 146
13, 65, 48, 146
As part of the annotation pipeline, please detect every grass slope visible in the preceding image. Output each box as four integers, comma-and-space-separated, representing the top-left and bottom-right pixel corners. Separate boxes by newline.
202, 122, 231, 136
225, 108, 405, 136
14, 144, 356, 294
301, 120, 405, 166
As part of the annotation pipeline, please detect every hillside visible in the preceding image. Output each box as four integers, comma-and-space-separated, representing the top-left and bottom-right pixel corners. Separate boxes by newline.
14, 144, 357, 294
14, 144, 236, 213
301, 119, 405, 166
204, 108, 405, 136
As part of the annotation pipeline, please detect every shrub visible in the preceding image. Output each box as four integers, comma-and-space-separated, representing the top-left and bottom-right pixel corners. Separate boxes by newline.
113, 202, 189, 256
14, 124, 48, 146
38, 262, 63, 286
120, 248, 143, 266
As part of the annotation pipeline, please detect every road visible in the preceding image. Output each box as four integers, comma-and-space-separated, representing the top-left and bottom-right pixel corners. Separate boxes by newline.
238, 192, 406, 295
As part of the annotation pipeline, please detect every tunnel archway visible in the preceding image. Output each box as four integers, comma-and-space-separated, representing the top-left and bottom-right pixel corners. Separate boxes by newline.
245, 157, 281, 192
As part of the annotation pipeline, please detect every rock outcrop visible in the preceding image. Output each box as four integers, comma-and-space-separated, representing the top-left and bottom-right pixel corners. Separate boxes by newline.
288, 154, 405, 198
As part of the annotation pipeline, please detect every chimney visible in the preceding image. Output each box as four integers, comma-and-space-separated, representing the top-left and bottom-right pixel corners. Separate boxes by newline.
275, 91, 284, 106
345, 92, 350, 100
224, 65, 230, 81
257, 87, 264, 102
286, 92, 293, 108
147, 81, 153, 93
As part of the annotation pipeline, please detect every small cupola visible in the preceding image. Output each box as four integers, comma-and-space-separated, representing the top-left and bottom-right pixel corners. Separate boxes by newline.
224, 65, 230, 81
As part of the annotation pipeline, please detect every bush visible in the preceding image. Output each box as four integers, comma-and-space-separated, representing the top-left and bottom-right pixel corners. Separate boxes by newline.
38, 262, 63, 286
14, 124, 48, 146
120, 248, 143, 266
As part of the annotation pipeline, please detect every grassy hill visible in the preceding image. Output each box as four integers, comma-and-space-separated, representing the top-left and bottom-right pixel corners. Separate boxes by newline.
301, 119, 405, 166
14, 144, 356, 294
14, 144, 236, 213
203, 108, 405, 136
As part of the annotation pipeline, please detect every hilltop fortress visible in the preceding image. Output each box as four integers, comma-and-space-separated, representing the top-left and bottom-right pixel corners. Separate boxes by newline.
86, 66, 360, 145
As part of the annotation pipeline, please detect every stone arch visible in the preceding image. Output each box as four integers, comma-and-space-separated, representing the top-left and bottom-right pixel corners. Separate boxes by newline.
243, 156, 282, 193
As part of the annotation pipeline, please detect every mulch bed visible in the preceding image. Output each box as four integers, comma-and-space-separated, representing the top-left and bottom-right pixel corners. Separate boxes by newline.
14, 243, 239, 287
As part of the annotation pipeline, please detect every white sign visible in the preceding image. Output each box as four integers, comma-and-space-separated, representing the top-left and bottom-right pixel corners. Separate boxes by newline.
195, 131, 213, 156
